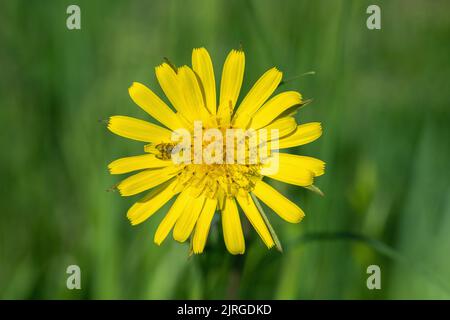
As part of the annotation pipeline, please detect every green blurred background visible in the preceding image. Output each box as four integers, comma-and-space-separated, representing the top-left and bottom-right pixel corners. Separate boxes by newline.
1, 0, 450, 299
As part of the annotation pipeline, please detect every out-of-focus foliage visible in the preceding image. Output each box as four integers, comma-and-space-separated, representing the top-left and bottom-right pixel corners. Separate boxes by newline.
1, 0, 449, 299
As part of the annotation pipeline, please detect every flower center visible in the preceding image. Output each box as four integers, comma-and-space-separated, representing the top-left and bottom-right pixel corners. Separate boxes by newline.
175, 163, 262, 199
154, 135, 264, 198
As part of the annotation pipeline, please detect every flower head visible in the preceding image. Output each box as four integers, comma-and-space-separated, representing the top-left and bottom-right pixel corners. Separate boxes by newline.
108, 47, 324, 254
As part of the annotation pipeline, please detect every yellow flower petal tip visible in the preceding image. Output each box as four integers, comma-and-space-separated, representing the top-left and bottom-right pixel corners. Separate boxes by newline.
107, 47, 324, 254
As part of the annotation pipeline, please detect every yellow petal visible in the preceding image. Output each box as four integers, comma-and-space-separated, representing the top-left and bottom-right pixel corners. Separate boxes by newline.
263, 153, 324, 186
264, 116, 297, 139
233, 67, 282, 128
222, 197, 245, 255
108, 154, 171, 175
154, 190, 191, 245
263, 160, 313, 187
117, 166, 179, 196
192, 47, 216, 115
128, 82, 182, 131
277, 153, 325, 176
127, 179, 178, 225
277, 122, 322, 149
192, 197, 217, 254
218, 49, 245, 119
252, 180, 304, 223
177, 65, 210, 123
250, 91, 302, 129
216, 100, 233, 127
107, 116, 172, 143
155, 63, 195, 122
173, 194, 205, 242
236, 194, 274, 248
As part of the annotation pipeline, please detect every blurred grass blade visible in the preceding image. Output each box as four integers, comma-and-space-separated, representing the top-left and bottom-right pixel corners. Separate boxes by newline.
279, 71, 316, 86
251, 192, 283, 252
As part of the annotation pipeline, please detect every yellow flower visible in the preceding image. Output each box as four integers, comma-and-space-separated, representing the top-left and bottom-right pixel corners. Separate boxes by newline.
107, 47, 325, 255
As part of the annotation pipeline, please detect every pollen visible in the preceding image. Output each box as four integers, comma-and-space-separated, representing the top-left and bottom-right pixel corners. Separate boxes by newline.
153, 132, 264, 200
